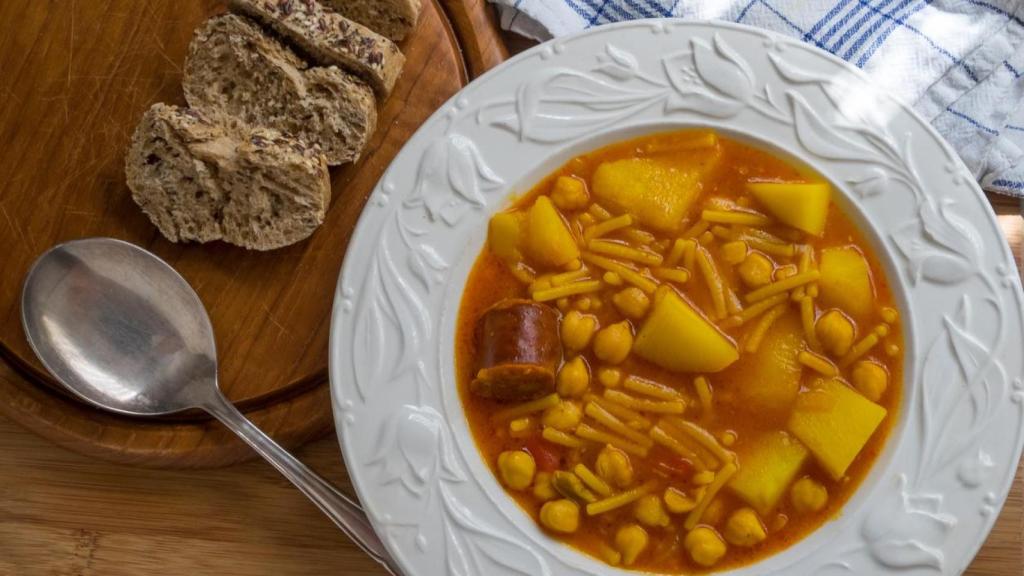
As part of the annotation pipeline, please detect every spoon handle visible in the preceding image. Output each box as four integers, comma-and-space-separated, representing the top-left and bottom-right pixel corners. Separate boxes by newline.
203, 391, 401, 575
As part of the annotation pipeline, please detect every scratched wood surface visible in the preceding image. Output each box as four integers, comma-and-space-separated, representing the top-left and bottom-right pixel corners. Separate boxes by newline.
0, 2, 1021, 573
0, 0, 481, 467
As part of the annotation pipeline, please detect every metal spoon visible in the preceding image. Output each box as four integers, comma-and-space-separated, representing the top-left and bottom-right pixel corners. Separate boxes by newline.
21, 237, 399, 575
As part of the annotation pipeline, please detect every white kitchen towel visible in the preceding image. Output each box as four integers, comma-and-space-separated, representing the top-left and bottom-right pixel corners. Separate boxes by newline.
493, 0, 1024, 197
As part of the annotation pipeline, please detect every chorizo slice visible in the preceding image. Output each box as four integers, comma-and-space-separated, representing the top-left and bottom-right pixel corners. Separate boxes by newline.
471, 299, 562, 401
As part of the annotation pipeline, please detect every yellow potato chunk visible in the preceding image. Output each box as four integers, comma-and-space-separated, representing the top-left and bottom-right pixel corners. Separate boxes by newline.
723, 507, 767, 547
728, 431, 808, 515
497, 450, 536, 491
633, 290, 739, 373
684, 526, 727, 567
790, 477, 829, 514
614, 524, 649, 566
524, 196, 580, 268
819, 246, 875, 318
787, 378, 887, 480
488, 211, 525, 261
746, 181, 831, 236
851, 360, 889, 402
593, 321, 634, 364
592, 158, 710, 233
540, 499, 580, 533
732, 313, 804, 417
550, 176, 590, 211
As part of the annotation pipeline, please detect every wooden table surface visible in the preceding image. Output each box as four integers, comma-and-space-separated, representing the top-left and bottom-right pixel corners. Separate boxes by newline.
2, 196, 1023, 575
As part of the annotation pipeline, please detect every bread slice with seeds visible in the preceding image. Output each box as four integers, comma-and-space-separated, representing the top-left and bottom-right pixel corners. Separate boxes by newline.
125, 103, 331, 251
184, 14, 376, 166
320, 0, 421, 41
229, 0, 405, 96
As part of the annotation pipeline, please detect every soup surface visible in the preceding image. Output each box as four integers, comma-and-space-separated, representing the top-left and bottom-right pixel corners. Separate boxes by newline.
456, 130, 902, 573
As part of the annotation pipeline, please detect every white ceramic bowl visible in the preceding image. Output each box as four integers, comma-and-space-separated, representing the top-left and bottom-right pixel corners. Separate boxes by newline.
329, 20, 1024, 575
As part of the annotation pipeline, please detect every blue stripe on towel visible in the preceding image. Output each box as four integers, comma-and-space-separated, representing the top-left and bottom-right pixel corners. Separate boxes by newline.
946, 107, 1000, 136
828, 0, 879, 53
855, 0, 930, 67
992, 179, 1024, 190
805, 0, 853, 44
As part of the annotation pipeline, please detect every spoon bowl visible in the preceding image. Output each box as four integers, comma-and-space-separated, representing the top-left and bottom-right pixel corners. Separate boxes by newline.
21, 237, 398, 575
22, 238, 217, 416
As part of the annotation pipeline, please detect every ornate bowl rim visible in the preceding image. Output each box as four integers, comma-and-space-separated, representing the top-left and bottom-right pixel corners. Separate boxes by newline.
330, 19, 1024, 576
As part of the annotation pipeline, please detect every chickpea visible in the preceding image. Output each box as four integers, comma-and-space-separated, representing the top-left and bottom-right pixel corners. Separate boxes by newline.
550, 176, 589, 211
723, 507, 767, 547
881, 306, 899, 324
851, 360, 888, 402
737, 252, 774, 288
595, 445, 634, 488
702, 497, 726, 527
816, 309, 855, 357
684, 526, 727, 567
497, 450, 536, 491
508, 417, 534, 438
557, 357, 590, 397
542, 400, 582, 430
539, 499, 580, 533
599, 544, 623, 566
597, 367, 622, 388
533, 472, 557, 501
614, 524, 649, 566
790, 477, 829, 514
721, 241, 748, 265
561, 310, 598, 353
593, 321, 633, 364
634, 494, 670, 527
663, 487, 698, 514
603, 271, 624, 286
612, 287, 651, 320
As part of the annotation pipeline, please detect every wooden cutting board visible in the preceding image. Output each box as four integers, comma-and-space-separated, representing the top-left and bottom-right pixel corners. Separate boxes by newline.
0, 0, 504, 467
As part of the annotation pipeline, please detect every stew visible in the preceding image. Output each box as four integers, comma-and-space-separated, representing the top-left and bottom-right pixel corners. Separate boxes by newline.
456, 129, 902, 573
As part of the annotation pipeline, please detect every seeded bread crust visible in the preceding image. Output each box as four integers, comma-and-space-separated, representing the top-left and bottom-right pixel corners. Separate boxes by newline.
320, 0, 421, 41
125, 104, 331, 251
184, 14, 376, 166
229, 0, 404, 96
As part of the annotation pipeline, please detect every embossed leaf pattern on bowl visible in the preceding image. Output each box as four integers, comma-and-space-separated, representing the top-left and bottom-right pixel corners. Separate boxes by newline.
366, 405, 551, 576
333, 23, 1024, 576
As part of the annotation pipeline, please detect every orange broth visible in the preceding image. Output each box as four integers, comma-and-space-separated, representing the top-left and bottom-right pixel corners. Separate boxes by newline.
456, 130, 902, 573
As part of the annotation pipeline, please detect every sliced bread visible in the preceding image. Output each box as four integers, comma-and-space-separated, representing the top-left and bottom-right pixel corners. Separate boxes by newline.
125, 103, 331, 251
320, 0, 421, 41
229, 0, 405, 97
183, 14, 376, 166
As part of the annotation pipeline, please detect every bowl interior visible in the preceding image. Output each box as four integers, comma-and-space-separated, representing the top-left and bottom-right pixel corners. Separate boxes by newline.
438, 120, 916, 574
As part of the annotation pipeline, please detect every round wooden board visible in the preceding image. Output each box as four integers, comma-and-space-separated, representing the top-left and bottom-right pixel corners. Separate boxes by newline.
0, 0, 505, 467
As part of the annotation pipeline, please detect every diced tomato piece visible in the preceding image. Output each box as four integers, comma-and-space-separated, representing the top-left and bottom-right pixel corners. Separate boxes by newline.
649, 447, 695, 479
524, 436, 563, 471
